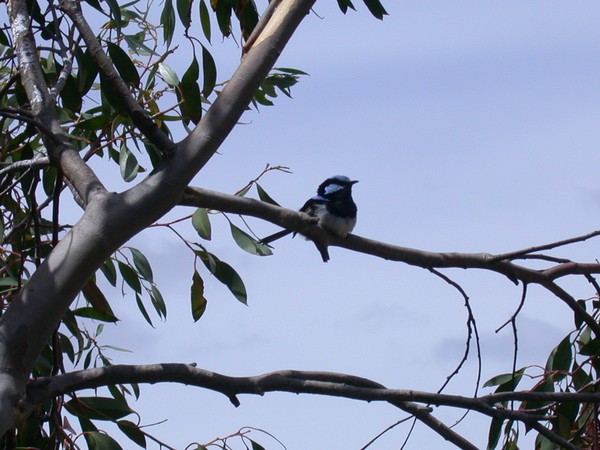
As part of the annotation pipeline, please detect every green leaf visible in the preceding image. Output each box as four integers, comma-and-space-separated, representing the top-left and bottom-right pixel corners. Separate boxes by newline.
104, 0, 123, 30
119, 144, 139, 182
230, 223, 272, 256
135, 294, 154, 326
150, 285, 167, 318
60, 74, 82, 112
161, 0, 176, 46
117, 420, 146, 448
215, 0, 232, 36
85, 432, 124, 450
159, 62, 180, 86
483, 369, 524, 392
545, 335, 572, 373
486, 417, 503, 450
362, 0, 387, 20
180, 57, 203, 124
65, 397, 133, 421
256, 183, 280, 206
107, 43, 140, 87
199, 0, 211, 42
82, 279, 118, 320
192, 208, 211, 240
336, 0, 356, 13
130, 248, 153, 282
201, 45, 217, 96
250, 440, 266, 450
77, 49, 99, 96
196, 250, 247, 304
118, 261, 142, 293
100, 258, 118, 286
73, 306, 119, 323
191, 270, 207, 321
176, 0, 191, 29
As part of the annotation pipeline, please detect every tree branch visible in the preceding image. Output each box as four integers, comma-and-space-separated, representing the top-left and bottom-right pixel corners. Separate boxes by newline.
7, 0, 106, 205
179, 186, 600, 337
29, 363, 595, 449
57, 0, 176, 157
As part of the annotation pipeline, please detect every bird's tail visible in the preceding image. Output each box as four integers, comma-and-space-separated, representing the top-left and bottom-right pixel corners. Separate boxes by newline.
259, 229, 294, 245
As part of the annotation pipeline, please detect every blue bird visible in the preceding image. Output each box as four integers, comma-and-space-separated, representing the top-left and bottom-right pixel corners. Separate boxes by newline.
261, 175, 358, 244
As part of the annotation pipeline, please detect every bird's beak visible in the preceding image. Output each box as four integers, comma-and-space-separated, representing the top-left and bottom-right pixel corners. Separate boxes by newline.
350, 180, 359, 185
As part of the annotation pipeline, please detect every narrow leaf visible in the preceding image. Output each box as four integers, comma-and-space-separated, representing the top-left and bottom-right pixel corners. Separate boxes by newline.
65, 397, 133, 421
130, 248, 153, 282
135, 294, 154, 326
119, 145, 139, 182
256, 183, 280, 206
230, 223, 272, 256
176, 0, 191, 28
117, 420, 147, 448
160, 0, 176, 46
107, 43, 140, 87
199, 0, 211, 42
191, 270, 207, 321
118, 261, 142, 293
201, 45, 216, 96
192, 208, 211, 240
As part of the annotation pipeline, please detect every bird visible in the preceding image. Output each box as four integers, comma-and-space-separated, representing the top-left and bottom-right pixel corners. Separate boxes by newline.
260, 175, 358, 244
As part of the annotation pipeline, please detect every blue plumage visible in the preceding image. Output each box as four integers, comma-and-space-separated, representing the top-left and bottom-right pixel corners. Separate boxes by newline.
261, 175, 358, 244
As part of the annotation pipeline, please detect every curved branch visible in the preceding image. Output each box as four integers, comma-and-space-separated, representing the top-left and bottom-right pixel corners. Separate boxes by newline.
29, 363, 595, 450
179, 186, 600, 337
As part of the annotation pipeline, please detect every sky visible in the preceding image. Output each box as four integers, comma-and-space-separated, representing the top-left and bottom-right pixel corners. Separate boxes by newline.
72, 1, 600, 448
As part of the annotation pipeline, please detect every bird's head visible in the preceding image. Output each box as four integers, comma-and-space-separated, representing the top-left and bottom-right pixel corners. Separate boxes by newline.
317, 175, 358, 200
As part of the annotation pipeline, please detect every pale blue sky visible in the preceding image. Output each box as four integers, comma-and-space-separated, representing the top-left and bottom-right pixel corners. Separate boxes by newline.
85, 1, 600, 448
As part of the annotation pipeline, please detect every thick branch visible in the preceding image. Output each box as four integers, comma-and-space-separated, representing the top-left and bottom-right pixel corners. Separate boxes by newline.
0, 0, 318, 435
7, 0, 106, 204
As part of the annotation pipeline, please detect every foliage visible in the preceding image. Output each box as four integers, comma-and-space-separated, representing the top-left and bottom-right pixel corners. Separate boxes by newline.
0, 0, 387, 447
485, 297, 600, 450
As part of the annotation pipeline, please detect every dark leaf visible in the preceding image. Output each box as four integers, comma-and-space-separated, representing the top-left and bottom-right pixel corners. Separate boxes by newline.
215, 0, 232, 36
201, 45, 217, 96
130, 248, 153, 282
160, 0, 176, 46
65, 397, 133, 421
150, 285, 167, 318
72, 306, 119, 323
117, 420, 147, 448
230, 223, 272, 256
361, 0, 387, 20
199, 0, 211, 42
256, 183, 280, 206
100, 258, 118, 287
545, 335, 572, 373
336, 0, 356, 13
180, 57, 203, 124
196, 250, 247, 304
118, 261, 142, 293
250, 440, 266, 450
104, 0, 123, 31
176, 0, 192, 29
135, 294, 154, 326
486, 417, 503, 450
107, 43, 140, 87
85, 432, 124, 450
192, 207, 211, 240
191, 270, 207, 321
